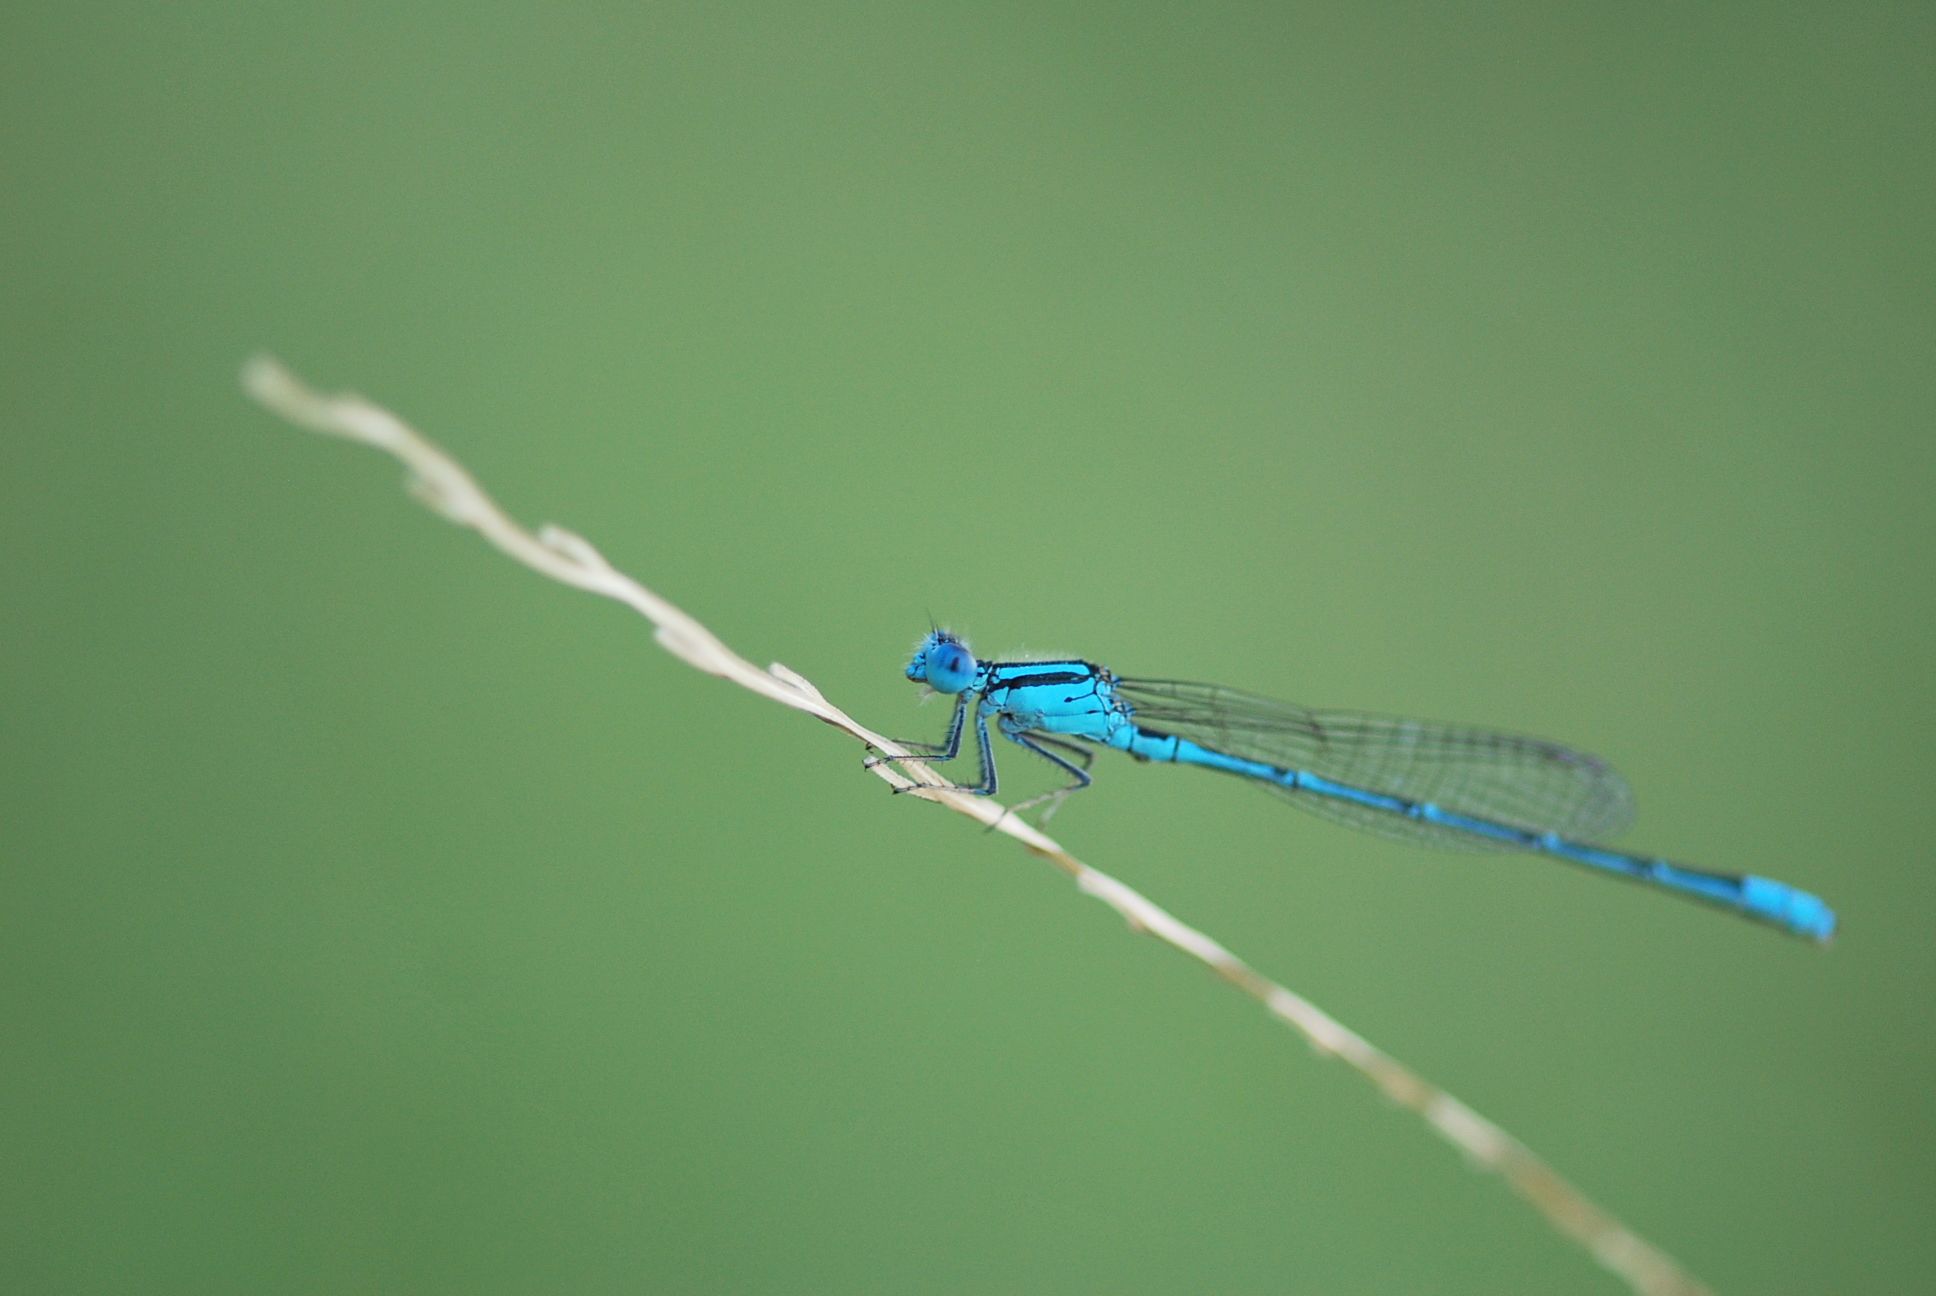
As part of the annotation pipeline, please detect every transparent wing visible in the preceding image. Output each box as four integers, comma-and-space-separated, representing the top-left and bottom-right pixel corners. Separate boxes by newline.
1114, 678, 1636, 850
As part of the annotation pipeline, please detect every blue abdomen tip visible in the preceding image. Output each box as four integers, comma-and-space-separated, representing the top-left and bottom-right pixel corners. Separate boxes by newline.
1742, 876, 1838, 943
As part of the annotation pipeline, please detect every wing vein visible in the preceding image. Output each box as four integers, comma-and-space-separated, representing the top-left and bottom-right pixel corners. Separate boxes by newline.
1116, 678, 1636, 851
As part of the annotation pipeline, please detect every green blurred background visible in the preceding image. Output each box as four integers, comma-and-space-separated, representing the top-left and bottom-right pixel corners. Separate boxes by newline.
4, 4, 1931, 1292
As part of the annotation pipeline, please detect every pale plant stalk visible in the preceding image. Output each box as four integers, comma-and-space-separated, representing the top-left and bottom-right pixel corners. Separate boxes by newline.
242, 355, 1713, 1296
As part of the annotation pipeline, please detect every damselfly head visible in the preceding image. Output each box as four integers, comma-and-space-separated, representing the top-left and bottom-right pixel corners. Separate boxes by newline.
906, 629, 977, 695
